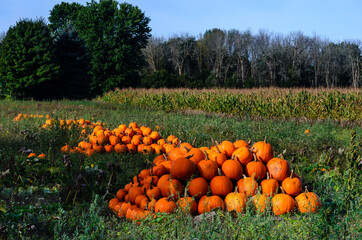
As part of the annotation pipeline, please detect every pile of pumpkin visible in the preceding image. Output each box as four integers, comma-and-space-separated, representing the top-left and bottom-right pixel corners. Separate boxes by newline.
109, 138, 321, 223
60, 121, 176, 156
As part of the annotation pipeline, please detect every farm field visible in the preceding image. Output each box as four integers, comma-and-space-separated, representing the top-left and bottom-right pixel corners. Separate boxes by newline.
0, 89, 361, 239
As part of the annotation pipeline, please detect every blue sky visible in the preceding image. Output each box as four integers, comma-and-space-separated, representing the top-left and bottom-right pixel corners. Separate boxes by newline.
0, 0, 361, 42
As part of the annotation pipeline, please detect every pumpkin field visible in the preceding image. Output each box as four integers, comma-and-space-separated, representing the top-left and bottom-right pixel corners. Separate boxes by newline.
0, 88, 361, 239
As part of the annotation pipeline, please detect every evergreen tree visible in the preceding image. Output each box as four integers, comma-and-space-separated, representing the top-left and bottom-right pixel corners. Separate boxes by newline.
0, 18, 59, 99
54, 23, 91, 99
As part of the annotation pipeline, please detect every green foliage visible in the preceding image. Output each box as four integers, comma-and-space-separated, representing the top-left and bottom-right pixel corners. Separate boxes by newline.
48, 2, 84, 34
53, 23, 91, 99
76, 0, 151, 95
0, 18, 59, 99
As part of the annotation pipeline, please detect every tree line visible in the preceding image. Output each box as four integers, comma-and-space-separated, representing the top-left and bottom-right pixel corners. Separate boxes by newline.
142, 30, 361, 89
0, 0, 360, 100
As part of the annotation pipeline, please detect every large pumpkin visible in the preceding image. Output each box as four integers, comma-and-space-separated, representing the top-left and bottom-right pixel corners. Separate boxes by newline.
295, 187, 321, 213
266, 156, 291, 182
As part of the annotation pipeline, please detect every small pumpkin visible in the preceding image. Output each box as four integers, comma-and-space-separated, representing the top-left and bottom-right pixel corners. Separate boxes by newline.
261, 172, 279, 196
281, 170, 302, 196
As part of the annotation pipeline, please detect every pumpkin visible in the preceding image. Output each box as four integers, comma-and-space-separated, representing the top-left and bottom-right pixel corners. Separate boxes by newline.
150, 131, 160, 140
109, 198, 120, 211
140, 197, 157, 211
170, 157, 196, 182
156, 174, 170, 188
252, 194, 271, 213
217, 140, 236, 158
266, 155, 291, 182
184, 147, 206, 165
109, 135, 120, 146
177, 194, 198, 215
146, 185, 162, 200
160, 177, 183, 200
231, 146, 253, 166
210, 176, 233, 198
135, 195, 148, 208
116, 189, 127, 201
128, 186, 143, 205
168, 147, 185, 161
221, 156, 243, 181
154, 197, 177, 213
224, 187, 247, 213
237, 174, 258, 197
295, 187, 321, 213
251, 137, 274, 164
281, 170, 302, 196
261, 172, 279, 196
245, 155, 266, 180
272, 187, 295, 216
198, 195, 225, 214
118, 202, 132, 217
187, 177, 209, 199
197, 152, 218, 180
152, 164, 167, 177
233, 139, 251, 149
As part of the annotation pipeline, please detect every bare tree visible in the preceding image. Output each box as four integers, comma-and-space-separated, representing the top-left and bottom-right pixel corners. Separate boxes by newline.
142, 36, 165, 73
167, 34, 195, 75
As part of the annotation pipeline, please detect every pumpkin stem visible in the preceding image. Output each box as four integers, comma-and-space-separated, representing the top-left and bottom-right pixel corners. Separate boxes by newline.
242, 174, 247, 179
264, 136, 267, 143
232, 155, 236, 160
252, 153, 257, 162
192, 137, 197, 146
215, 144, 221, 154
266, 172, 270, 180
163, 153, 168, 161
290, 170, 294, 179
305, 186, 309, 193
185, 154, 194, 159
247, 139, 252, 145
280, 153, 284, 160
280, 186, 285, 194
203, 150, 209, 160
218, 168, 223, 176
234, 186, 238, 193
211, 138, 215, 147
183, 146, 191, 152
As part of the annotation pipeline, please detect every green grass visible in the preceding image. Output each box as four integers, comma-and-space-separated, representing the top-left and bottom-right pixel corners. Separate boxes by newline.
0, 99, 361, 239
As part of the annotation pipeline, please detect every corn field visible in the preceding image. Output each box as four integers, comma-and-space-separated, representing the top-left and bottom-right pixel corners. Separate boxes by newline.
100, 88, 362, 122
